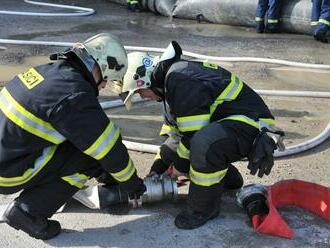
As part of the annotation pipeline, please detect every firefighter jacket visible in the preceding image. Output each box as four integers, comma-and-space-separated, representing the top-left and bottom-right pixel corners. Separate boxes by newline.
156, 60, 275, 170
0, 60, 140, 190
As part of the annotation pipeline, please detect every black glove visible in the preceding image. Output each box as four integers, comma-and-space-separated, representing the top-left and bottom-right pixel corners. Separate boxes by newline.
149, 143, 178, 175
248, 129, 277, 178
96, 170, 118, 186
149, 158, 170, 175
127, 178, 146, 200
172, 156, 190, 174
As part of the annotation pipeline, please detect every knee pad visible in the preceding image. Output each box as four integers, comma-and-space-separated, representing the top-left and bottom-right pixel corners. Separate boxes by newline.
190, 123, 229, 172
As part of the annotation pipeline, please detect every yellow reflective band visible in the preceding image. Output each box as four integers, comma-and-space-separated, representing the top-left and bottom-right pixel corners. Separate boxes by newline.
62, 173, 89, 189
111, 158, 136, 182
0, 146, 57, 187
267, 19, 279, 24
310, 21, 319, 26
259, 118, 275, 126
319, 19, 330, 26
159, 124, 178, 136
177, 114, 210, 132
177, 141, 190, 159
154, 150, 161, 160
0, 88, 65, 144
203, 62, 218, 70
84, 122, 120, 160
189, 166, 228, 187
18, 68, 44, 90
210, 74, 243, 116
255, 17, 264, 22
219, 115, 275, 130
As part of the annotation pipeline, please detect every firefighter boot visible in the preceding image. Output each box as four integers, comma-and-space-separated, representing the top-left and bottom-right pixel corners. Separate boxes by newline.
265, 23, 280, 33
3, 201, 61, 240
223, 164, 243, 190
175, 183, 223, 229
256, 22, 265, 33
314, 30, 328, 43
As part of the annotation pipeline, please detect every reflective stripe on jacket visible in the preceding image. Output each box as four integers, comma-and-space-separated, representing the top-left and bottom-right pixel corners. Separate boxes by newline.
0, 60, 137, 185
162, 60, 275, 154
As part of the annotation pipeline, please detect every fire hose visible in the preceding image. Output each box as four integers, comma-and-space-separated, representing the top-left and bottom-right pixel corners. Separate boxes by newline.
0, 0, 95, 17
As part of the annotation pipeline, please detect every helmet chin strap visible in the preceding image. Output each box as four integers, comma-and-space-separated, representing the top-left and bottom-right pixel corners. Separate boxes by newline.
50, 46, 102, 87
91, 64, 103, 86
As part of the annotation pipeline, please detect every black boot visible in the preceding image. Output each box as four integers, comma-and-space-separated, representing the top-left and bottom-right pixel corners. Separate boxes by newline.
314, 30, 328, 43
3, 201, 61, 240
223, 164, 243, 190
265, 22, 280, 33
175, 183, 223, 229
256, 22, 265, 33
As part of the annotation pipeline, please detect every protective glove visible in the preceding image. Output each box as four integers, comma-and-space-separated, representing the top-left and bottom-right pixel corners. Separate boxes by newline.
127, 178, 146, 200
149, 158, 170, 176
148, 142, 178, 176
248, 128, 277, 178
95, 170, 118, 186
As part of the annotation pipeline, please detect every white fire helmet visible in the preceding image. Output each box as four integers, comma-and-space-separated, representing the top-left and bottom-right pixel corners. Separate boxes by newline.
121, 52, 159, 109
81, 33, 128, 82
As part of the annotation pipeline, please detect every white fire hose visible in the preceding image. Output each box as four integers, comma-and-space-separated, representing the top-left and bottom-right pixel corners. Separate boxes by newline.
0, 0, 95, 17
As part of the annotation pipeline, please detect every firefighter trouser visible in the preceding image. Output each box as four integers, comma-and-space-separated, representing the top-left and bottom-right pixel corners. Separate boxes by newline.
127, 0, 141, 10
256, 0, 282, 29
311, 0, 330, 33
0, 142, 103, 218
187, 120, 259, 214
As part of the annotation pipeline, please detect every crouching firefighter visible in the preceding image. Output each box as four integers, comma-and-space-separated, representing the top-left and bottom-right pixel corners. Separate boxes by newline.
119, 42, 284, 230
0, 33, 146, 240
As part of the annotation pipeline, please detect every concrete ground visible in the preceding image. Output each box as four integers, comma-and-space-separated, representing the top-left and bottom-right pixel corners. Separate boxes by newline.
0, 0, 329, 247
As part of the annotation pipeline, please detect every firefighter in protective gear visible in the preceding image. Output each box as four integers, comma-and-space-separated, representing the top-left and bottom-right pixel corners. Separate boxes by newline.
311, 0, 330, 43
0, 33, 146, 240
120, 41, 282, 230
255, 0, 282, 33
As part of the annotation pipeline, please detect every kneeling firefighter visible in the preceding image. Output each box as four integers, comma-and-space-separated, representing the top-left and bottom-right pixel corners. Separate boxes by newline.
0, 33, 146, 240
119, 42, 284, 230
